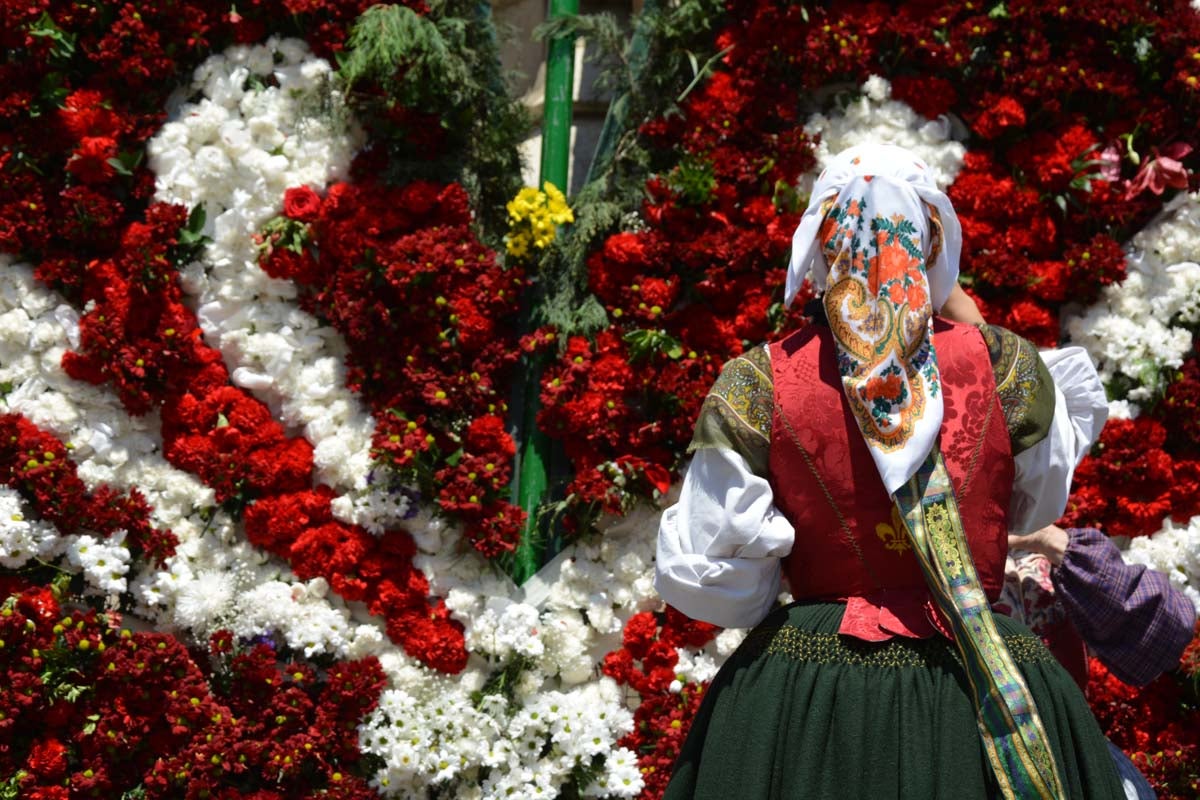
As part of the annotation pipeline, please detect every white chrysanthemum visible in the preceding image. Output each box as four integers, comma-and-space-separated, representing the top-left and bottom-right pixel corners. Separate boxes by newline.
714, 626, 749, 657
333, 472, 418, 534
1106, 399, 1138, 420
540, 609, 595, 685
173, 569, 237, 631
66, 532, 131, 595
804, 75, 966, 190
583, 747, 645, 798
676, 648, 720, 685
0, 490, 39, 569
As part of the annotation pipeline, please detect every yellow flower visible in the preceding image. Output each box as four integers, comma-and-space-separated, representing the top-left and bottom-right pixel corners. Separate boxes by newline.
506, 232, 531, 259
504, 182, 574, 259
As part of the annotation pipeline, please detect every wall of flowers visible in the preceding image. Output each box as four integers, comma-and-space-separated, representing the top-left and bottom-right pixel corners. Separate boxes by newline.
1, 1, 1199, 799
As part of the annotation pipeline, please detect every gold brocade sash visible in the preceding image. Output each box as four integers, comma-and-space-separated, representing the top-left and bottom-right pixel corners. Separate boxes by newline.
895, 451, 1066, 799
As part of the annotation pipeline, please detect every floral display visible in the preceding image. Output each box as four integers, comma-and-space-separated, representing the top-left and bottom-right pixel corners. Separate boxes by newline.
3, 0, 1200, 798
0, 583, 386, 800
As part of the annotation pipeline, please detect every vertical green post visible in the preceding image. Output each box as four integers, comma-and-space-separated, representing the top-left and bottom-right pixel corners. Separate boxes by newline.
539, 0, 579, 191
511, 0, 578, 584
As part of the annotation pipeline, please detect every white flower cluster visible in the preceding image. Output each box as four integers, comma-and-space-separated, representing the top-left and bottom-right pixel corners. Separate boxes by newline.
1067, 192, 1200, 404
67, 532, 132, 596
1124, 516, 1200, 612
0, 487, 132, 598
361, 680, 641, 799
0, 486, 61, 569
804, 75, 967, 190
147, 37, 395, 527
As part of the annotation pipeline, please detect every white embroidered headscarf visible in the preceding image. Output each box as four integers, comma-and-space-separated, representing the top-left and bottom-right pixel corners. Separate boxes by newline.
786, 144, 963, 494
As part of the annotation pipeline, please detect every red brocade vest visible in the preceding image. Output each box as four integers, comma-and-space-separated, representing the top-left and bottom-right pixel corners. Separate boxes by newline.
768, 318, 1013, 640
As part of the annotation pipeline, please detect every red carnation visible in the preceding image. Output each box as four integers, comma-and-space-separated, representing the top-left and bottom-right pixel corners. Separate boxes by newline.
60, 89, 124, 140
261, 248, 320, 283
283, 186, 322, 222
389, 608, 468, 674
24, 738, 68, 780
890, 75, 959, 120
969, 95, 1027, 140
622, 611, 660, 660
66, 137, 118, 184
1028, 261, 1069, 302
465, 415, 516, 459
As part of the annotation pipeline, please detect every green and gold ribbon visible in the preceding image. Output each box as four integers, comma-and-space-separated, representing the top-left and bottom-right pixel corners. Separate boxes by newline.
895, 450, 1066, 799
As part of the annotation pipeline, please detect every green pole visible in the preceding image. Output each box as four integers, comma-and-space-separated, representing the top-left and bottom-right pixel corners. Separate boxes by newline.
511, 0, 578, 584
539, 0, 578, 191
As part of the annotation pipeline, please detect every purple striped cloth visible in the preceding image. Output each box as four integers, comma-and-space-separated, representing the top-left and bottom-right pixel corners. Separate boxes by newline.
1051, 527, 1197, 687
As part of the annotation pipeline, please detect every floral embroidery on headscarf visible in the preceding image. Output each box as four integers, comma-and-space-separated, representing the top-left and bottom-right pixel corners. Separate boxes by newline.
820, 180, 940, 458
790, 144, 961, 494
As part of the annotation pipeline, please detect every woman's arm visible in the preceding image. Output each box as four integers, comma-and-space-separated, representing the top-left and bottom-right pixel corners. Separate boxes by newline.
655, 346, 795, 628
1013, 525, 1198, 687
940, 283, 986, 325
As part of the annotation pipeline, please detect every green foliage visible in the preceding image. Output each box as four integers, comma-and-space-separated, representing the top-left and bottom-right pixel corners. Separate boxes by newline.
337, 3, 528, 246
526, 0, 728, 338
623, 328, 684, 362
340, 6, 471, 104
38, 641, 92, 705
0, 771, 26, 800
173, 205, 210, 264
26, 12, 76, 62
667, 153, 717, 206
471, 654, 535, 707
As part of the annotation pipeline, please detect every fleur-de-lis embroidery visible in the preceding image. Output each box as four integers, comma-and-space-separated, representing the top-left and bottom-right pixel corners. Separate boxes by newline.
876, 505, 912, 554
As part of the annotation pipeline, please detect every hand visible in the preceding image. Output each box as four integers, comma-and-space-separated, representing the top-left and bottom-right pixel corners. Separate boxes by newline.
1008, 524, 1069, 567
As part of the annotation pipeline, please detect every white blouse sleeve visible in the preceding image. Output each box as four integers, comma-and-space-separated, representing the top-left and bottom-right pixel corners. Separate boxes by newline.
1008, 346, 1108, 534
655, 446, 795, 628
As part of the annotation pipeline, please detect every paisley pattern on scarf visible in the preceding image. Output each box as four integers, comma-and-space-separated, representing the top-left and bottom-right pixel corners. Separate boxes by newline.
819, 192, 940, 454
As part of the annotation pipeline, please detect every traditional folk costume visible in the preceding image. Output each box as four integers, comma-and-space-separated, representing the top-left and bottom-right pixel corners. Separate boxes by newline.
656, 144, 1126, 799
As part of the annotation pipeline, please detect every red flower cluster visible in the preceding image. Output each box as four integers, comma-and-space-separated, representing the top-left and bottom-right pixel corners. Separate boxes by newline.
554, 454, 673, 538
0, 414, 176, 565
1064, 417, 1200, 539
0, 587, 386, 799
260, 177, 529, 559
1087, 648, 1200, 800
601, 607, 720, 798
1159, 347, 1200, 457
539, 179, 804, 523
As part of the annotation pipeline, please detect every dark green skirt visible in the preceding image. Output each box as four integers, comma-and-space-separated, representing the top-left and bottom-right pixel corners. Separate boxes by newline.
664, 602, 1125, 800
